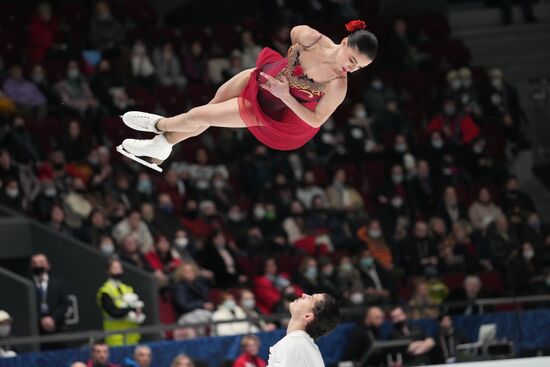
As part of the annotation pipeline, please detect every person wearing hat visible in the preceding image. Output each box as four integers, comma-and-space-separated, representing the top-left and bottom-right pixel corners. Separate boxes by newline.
0, 310, 16, 358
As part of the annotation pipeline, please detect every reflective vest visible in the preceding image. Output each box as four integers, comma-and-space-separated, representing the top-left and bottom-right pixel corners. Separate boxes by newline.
97, 280, 141, 346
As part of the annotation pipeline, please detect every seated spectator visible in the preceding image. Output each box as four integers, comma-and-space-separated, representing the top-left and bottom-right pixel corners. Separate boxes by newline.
372, 97, 410, 138
501, 175, 535, 224
210, 172, 234, 212
296, 170, 329, 209
295, 256, 324, 295
27, 2, 60, 63
318, 257, 339, 297
89, 0, 125, 54
97, 260, 145, 346
89, 146, 113, 191
182, 41, 209, 84
223, 50, 244, 81
112, 210, 154, 253
460, 136, 504, 183
403, 220, 439, 277
58, 120, 89, 163
468, 186, 504, 232
386, 18, 429, 72
117, 235, 154, 272
172, 262, 214, 330
509, 242, 544, 295
171, 354, 194, 367
158, 169, 186, 213
253, 258, 296, 314
62, 177, 93, 230
5, 115, 43, 163
171, 148, 229, 194
0, 178, 25, 212
456, 67, 483, 120
154, 42, 187, 89
123, 345, 152, 367
48, 204, 72, 235
238, 289, 277, 332
272, 285, 299, 328
408, 279, 439, 320
446, 275, 491, 315
435, 186, 468, 229
410, 159, 439, 217
212, 292, 254, 336
362, 77, 399, 115
233, 335, 267, 367
79, 209, 110, 247
0, 310, 16, 358
426, 97, 480, 147
486, 215, 517, 273
268, 24, 290, 55
357, 249, 395, 304
522, 211, 548, 250
87, 340, 120, 367
70, 362, 87, 367
440, 221, 479, 273
345, 102, 383, 158
200, 230, 242, 287
342, 306, 385, 366
325, 168, 364, 215
2, 65, 47, 119
356, 219, 394, 270
434, 313, 469, 364
335, 256, 365, 306
130, 39, 156, 87
145, 235, 182, 287
240, 30, 262, 69
282, 200, 310, 244
91, 59, 118, 106
388, 306, 435, 365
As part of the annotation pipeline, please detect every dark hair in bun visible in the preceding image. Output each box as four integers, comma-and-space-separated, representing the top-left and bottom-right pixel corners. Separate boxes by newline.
348, 30, 378, 61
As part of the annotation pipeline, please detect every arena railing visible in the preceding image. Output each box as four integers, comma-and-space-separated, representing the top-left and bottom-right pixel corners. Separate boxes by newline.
1, 294, 548, 349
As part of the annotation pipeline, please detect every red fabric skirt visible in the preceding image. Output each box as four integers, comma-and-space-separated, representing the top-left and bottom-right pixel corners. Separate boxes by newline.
238, 47, 320, 151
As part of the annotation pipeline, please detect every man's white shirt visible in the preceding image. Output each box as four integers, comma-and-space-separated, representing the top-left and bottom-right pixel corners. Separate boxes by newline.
267, 330, 324, 367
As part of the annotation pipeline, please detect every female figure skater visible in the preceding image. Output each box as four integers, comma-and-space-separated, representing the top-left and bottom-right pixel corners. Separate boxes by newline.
118, 20, 377, 171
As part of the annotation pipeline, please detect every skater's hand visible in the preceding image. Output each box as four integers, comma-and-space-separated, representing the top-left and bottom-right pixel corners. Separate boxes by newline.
259, 72, 290, 101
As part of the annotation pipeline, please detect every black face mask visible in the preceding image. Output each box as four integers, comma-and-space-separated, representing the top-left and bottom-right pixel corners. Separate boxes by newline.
110, 273, 123, 280
31, 266, 46, 276
394, 321, 406, 330
284, 293, 297, 302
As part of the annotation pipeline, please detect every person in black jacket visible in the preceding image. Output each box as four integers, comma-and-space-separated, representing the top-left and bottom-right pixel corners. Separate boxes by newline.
357, 249, 396, 304
388, 306, 435, 365
434, 313, 469, 364
342, 306, 386, 366
199, 230, 242, 287
30, 253, 69, 350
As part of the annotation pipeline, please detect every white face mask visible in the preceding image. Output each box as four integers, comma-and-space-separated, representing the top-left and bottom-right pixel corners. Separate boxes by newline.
355, 110, 367, 119
523, 250, 534, 260
223, 299, 236, 310
350, 292, 364, 305
254, 207, 266, 220
450, 79, 461, 90
0, 324, 11, 338
368, 229, 382, 239
100, 243, 115, 255
6, 189, 19, 198
175, 237, 189, 248
241, 299, 255, 310
68, 69, 79, 79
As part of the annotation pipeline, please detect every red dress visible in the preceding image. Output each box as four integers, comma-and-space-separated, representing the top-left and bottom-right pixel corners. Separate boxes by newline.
238, 40, 344, 150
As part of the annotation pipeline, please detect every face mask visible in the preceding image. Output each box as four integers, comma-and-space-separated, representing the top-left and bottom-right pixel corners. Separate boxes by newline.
137, 180, 152, 194
160, 204, 174, 215
44, 187, 57, 197
32, 74, 45, 83
371, 80, 383, 90
355, 110, 367, 119
175, 237, 189, 248
31, 266, 46, 276
392, 175, 404, 184
305, 267, 318, 279
223, 299, 236, 310
322, 266, 334, 277
134, 45, 146, 54
391, 196, 403, 208
450, 79, 461, 90
444, 106, 456, 116
529, 222, 540, 231
369, 229, 382, 239
546, 278, 550, 287
242, 299, 255, 310
350, 292, 364, 305
284, 292, 297, 302
68, 69, 79, 79
6, 189, 19, 198
361, 257, 374, 269
254, 207, 266, 220
213, 180, 225, 189
462, 78, 472, 88
0, 325, 11, 338
523, 250, 534, 260
101, 243, 115, 255
491, 78, 503, 89
111, 273, 123, 280
473, 144, 484, 154
340, 263, 353, 273
394, 321, 406, 330
394, 143, 407, 153
432, 139, 444, 149
229, 212, 243, 222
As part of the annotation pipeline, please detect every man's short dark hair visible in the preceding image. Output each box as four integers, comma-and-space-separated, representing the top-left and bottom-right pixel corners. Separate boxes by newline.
305, 294, 340, 340
92, 339, 107, 349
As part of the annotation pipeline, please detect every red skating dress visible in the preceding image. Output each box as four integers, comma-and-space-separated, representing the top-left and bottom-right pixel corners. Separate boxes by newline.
238, 38, 345, 150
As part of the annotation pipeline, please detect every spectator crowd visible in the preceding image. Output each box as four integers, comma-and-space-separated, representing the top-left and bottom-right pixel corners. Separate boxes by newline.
1, 0, 550, 364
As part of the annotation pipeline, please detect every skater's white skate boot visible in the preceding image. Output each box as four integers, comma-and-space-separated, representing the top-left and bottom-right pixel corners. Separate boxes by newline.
121, 111, 164, 134
117, 134, 173, 172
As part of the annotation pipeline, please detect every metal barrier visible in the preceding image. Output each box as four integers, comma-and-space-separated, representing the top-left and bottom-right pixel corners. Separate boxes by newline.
1, 294, 548, 349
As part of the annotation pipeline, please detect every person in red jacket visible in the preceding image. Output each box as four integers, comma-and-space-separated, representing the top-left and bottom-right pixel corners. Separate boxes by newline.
426, 97, 480, 146
233, 335, 267, 367
253, 258, 301, 314
145, 235, 182, 287
27, 3, 60, 63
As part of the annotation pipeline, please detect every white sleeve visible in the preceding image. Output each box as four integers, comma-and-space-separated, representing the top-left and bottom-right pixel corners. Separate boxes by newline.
277, 340, 317, 367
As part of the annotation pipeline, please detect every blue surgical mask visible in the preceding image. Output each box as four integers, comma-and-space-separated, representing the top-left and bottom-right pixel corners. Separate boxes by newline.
242, 299, 255, 310
223, 300, 236, 310
361, 257, 374, 268
304, 267, 318, 279
137, 180, 152, 194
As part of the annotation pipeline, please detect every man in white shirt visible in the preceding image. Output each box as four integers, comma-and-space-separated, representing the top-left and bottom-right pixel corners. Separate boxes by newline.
267, 293, 340, 367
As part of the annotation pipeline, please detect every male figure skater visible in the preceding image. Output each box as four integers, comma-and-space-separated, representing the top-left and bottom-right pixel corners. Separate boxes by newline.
267, 293, 340, 366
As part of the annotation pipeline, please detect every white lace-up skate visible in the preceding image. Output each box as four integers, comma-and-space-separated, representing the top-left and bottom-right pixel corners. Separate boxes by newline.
121, 111, 164, 134
117, 134, 173, 172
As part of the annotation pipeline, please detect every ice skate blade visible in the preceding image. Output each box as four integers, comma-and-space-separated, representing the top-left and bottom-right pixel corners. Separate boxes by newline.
116, 145, 163, 172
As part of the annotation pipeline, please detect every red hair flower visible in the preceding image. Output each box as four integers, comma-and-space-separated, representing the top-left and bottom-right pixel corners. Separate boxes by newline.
345, 19, 367, 32
292, 65, 304, 77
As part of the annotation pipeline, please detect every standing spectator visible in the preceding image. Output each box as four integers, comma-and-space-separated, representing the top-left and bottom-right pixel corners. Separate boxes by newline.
172, 262, 214, 331
86, 340, 120, 367
233, 335, 267, 367
112, 210, 154, 252
130, 40, 156, 87
89, 0, 125, 54
123, 345, 152, 367
154, 43, 187, 89
388, 307, 435, 365
434, 313, 468, 364
342, 307, 385, 366
468, 186, 504, 232
97, 259, 145, 346
30, 253, 69, 350
27, 2, 60, 63
182, 41, 209, 84
212, 293, 254, 336
0, 310, 16, 358
2, 66, 47, 119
